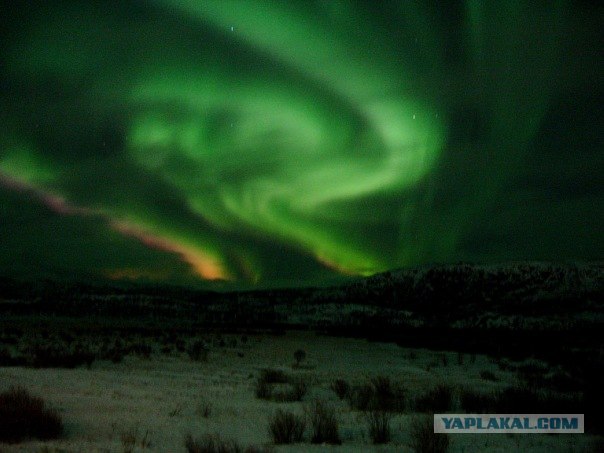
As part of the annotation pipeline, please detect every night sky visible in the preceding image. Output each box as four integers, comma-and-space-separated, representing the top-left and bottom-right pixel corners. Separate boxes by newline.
0, 1, 602, 288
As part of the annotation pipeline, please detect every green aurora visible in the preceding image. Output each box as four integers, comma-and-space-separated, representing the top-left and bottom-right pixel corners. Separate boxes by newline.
0, 1, 602, 288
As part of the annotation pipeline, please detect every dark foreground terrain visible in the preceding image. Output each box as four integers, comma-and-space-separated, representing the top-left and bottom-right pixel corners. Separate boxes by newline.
0, 262, 602, 451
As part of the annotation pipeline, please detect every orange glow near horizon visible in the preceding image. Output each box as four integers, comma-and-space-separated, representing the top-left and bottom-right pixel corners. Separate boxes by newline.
105, 267, 171, 281
0, 173, 228, 281
315, 253, 359, 277
110, 221, 229, 281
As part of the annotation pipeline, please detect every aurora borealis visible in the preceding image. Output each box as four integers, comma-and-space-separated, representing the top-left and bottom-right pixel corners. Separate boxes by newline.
0, 1, 602, 288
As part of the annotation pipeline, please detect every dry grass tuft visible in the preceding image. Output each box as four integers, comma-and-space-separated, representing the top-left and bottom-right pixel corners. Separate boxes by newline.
307, 400, 341, 445
366, 410, 392, 444
268, 409, 305, 444
409, 415, 449, 453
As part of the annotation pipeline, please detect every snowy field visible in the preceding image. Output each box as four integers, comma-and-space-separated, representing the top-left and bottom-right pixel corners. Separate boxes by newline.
0, 331, 598, 452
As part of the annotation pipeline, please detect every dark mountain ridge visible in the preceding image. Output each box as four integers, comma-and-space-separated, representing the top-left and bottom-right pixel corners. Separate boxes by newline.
1, 261, 602, 378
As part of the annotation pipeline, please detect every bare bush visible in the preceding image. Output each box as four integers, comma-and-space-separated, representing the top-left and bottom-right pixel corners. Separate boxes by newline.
185, 434, 272, 453
273, 379, 308, 402
440, 354, 449, 367
243, 447, 275, 453
348, 382, 374, 411
187, 340, 209, 362
255, 369, 285, 399
347, 376, 406, 412
290, 379, 309, 401
0, 386, 63, 443
260, 369, 289, 384
589, 436, 604, 453
108, 348, 124, 363
128, 342, 153, 359
0, 347, 25, 366
413, 384, 454, 413
24, 342, 95, 368
307, 400, 341, 445
268, 409, 305, 444
255, 369, 308, 402
479, 370, 499, 381
366, 410, 392, 444
255, 378, 271, 400
293, 349, 306, 367
459, 385, 581, 415
371, 376, 405, 412
495, 385, 541, 414
409, 415, 449, 453
331, 379, 350, 400
459, 388, 497, 413
185, 433, 241, 453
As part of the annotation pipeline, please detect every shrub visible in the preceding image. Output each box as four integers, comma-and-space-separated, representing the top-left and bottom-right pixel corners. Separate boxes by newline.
255, 378, 272, 400
409, 415, 449, 453
185, 433, 241, 453
495, 385, 541, 414
129, 342, 153, 359
548, 369, 581, 392
0, 347, 25, 366
273, 379, 308, 402
243, 447, 275, 453
260, 369, 289, 384
331, 379, 350, 400
440, 354, 449, 367
458, 385, 580, 415
414, 384, 454, 413
347, 376, 406, 412
187, 340, 209, 362
459, 389, 497, 413
255, 369, 308, 402
516, 360, 548, 380
108, 348, 124, 364
479, 370, 499, 382
307, 400, 341, 445
348, 383, 375, 411
175, 339, 186, 352
293, 349, 306, 367
185, 434, 272, 453
589, 436, 604, 453
371, 376, 405, 412
290, 379, 309, 402
0, 347, 11, 365
268, 410, 305, 444
25, 343, 95, 368
583, 366, 604, 435
498, 385, 580, 415
366, 410, 392, 444
0, 386, 63, 443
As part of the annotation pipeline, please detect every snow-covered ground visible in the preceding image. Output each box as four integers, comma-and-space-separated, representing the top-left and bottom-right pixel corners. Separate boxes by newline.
0, 331, 597, 452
